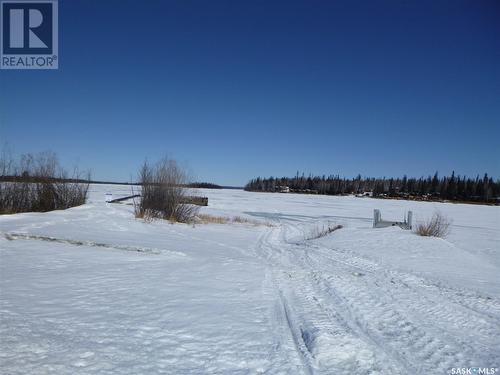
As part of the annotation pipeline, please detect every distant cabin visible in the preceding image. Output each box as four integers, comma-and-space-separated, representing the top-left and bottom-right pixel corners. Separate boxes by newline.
276, 186, 290, 193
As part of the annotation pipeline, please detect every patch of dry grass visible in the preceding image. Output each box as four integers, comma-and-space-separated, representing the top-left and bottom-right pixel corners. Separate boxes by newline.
196, 214, 273, 227
197, 214, 230, 224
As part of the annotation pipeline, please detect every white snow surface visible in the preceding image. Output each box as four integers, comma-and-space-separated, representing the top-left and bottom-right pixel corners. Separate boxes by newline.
1, 184, 499, 374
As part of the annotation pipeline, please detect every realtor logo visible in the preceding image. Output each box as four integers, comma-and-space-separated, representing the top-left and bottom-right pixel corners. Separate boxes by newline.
1, 0, 58, 69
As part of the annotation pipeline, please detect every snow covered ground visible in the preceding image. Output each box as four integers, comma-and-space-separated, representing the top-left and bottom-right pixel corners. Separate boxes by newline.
1, 185, 499, 374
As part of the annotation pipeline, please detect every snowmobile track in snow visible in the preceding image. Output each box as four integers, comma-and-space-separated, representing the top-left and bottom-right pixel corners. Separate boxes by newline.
257, 220, 500, 374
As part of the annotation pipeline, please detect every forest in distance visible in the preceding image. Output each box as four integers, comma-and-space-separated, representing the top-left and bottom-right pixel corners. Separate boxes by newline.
245, 172, 500, 204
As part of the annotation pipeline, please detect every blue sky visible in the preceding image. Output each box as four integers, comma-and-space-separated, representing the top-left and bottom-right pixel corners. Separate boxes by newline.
1, 0, 499, 186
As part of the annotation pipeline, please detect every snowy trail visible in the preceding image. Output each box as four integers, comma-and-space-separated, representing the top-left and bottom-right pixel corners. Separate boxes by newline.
255, 217, 500, 374
258, 224, 406, 374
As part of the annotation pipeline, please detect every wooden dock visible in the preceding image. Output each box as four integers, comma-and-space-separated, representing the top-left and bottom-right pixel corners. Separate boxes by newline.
108, 194, 208, 206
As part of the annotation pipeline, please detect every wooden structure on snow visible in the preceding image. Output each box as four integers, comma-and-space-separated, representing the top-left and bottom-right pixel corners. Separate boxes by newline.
373, 209, 412, 230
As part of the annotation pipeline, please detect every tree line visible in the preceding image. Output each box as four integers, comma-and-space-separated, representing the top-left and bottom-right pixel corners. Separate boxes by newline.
244, 172, 500, 204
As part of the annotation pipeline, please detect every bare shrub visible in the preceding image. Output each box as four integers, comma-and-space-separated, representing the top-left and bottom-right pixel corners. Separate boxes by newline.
0, 151, 89, 214
305, 223, 343, 240
416, 212, 451, 238
53, 168, 89, 209
135, 158, 199, 223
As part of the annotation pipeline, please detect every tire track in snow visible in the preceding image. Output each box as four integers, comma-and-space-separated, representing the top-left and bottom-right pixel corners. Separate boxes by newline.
278, 286, 315, 375
307, 267, 466, 374
258, 230, 314, 375
304, 241, 500, 347
308, 241, 500, 324
278, 221, 412, 373
257, 225, 406, 374
257, 220, 500, 374
298, 240, 500, 372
